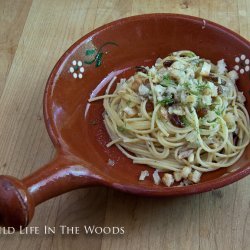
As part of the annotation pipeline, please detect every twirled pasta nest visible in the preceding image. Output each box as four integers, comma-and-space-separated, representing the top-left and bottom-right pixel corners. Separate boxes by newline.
89, 50, 250, 187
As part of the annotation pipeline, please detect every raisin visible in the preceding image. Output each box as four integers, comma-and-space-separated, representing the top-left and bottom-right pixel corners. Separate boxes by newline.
196, 108, 208, 118
203, 75, 218, 82
218, 85, 223, 95
233, 133, 239, 145
163, 61, 172, 68
135, 66, 148, 74
145, 101, 154, 112
168, 114, 185, 128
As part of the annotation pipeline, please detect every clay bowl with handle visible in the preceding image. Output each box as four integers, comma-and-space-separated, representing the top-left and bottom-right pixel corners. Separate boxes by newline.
0, 14, 249, 229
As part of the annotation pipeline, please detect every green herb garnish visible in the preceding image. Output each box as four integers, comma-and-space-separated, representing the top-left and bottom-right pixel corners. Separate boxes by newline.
183, 81, 210, 96
214, 106, 225, 116
160, 75, 175, 87
183, 82, 192, 89
215, 109, 222, 116
157, 97, 175, 106
126, 100, 132, 106
197, 83, 209, 91
185, 52, 196, 58
181, 117, 190, 127
117, 126, 126, 132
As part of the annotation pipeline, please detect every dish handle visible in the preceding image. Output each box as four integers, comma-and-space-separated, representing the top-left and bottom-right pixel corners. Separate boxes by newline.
0, 153, 99, 229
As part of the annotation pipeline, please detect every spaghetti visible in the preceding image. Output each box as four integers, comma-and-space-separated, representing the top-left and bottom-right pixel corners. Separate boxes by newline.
89, 51, 250, 186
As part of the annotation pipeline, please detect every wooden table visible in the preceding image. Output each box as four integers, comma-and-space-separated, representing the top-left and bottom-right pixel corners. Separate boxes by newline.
0, 0, 249, 249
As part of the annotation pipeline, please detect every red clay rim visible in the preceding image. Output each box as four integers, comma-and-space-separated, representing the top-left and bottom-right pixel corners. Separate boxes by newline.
43, 13, 250, 196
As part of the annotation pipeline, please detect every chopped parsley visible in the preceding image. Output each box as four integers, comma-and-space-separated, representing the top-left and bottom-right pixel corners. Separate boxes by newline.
183, 81, 210, 96
197, 83, 209, 91
160, 75, 175, 87
183, 81, 191, 89
185, 52, 196, 58
157, 97, 175, 106
181, 117, 190, 127
215, 108, 223, 116
126, 100, 132, 106
117, 126, 126, 132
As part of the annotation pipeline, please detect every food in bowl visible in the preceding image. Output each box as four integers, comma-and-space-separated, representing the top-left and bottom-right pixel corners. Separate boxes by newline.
89, 50, 250, 186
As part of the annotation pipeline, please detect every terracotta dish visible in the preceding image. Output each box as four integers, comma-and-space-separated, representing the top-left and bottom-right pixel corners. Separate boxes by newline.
0, 14, 249, 229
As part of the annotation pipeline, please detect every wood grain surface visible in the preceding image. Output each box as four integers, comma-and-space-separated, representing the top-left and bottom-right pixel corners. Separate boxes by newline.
0, 0, 249, 249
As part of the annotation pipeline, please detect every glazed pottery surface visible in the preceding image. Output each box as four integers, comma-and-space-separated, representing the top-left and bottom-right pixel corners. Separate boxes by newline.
0, 14, 249, 229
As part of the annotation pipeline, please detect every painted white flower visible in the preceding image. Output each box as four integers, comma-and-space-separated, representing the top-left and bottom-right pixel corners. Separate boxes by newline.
69, 60, 85, 79
234, 54, 250, 74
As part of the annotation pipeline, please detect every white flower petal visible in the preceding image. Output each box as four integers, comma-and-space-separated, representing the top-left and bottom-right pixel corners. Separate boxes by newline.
69, 67, 74, 73
235, 57, 240, 63
80, 67, 84, 73
245, 66, 250, 72
73, 73, 78, 78
78, 73, 83, 79
245, 59, 249, 65
78, 61, 83, 66
234, 65, 239, 71
239, 69, 245, 74
240, 54, 246, 60
72, 60, 77, 66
